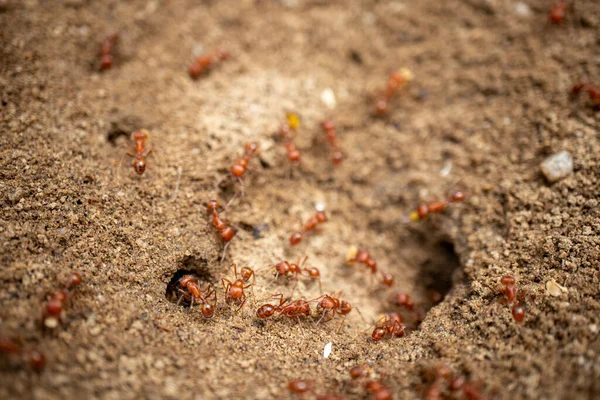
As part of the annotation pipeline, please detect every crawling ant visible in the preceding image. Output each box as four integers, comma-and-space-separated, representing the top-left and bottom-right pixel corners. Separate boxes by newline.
206, 199, 236, 262
549, 1, 567, 23
423, 364, 484, 400
493, 275, 529, 323
349, 363, 372, 380
321, 120, 344, 165
189, 49, 229, 79
409, 190, 466, 221
392, 292, 415, 311
219, 142, 260, 197
99, 33, 118, 71
290, 209, 328, 246
121, 129, 153, 176
365, 380, 393, 400
373, 68, 414, 116
0, 338, 46, 371
277, 113, 302, 173
288, 378, 312, 394
371, 312, 405, 342
256, 294, 314, 321
43, 271, 83, 329
222, 263, 253, 310
273, 257, 323, 293
315, 293, 355, 327
346, 247, 393, 287
176, 275, 217, 318
572, 82, 600, 107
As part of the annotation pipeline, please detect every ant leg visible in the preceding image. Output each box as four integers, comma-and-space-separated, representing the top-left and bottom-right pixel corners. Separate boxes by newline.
225, 193, 238, 209
354, 306, 367, 325
315, 310, 329, 326
236, 177, 245, 197
336, 317, 347, 333
296, 317, 307, 339
221, 242, 231, 263
236, 294, 247, 312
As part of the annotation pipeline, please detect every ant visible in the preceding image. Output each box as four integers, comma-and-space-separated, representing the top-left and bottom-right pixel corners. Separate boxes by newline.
423, 364, 484, 400
320, 120, 343, 165
0, 338, 46, 371
256, 294, 314, 321
277, 112, 302, 174
273, 257, 323, 293
99, 33, 118, 71
189, 49, 229, 79
176, 275, 217, 318
222, 263, 253, 311
349, 363, 373, 380
315, 293, 355, 328
43, 271, 82, 329
371, 312, 405, 342
549, 1, 567, 23
206, 199, 236, 262
373, 68, 414, 116
492, 275, 528, 323
290, 209, 328, 246
393, 292, 415, 310
219, 142, 260, 197
365, 380, 393, 400
409, 190, 466, 221
572, 82, 600, 107
346, 248, 393, 287
121, 129, 153, 176
288, 378, 312, 395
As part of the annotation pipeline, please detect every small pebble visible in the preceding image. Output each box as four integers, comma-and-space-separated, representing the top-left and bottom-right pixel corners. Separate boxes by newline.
321, 88, 336, 109
540, 151, 573, 183
546, 279, 567, 297
514, 2, 531, 17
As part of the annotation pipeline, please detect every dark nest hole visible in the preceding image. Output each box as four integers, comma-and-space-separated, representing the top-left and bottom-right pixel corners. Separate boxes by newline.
165, 255, 216, 306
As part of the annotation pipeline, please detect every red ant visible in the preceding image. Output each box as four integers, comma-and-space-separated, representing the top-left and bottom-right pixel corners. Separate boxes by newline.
99, 33, 118, 71
373, 68, 414, 116
277, 113, 302, 175
349, 363, 373, 380
256, 295, 314, 321
321, 120, 343, 165
365, 380, 393, 400
572, 82, 600, 107
222, 263, 254, 310
0, 338, 46, 371
409, 190, 466, 221
176, 275, 217, 319
346, 248, 393, 287
371, 312, 405, 342
206, 199, 236, 262
493, 275, 528, 323
122, 129, 153, 176
423, 364, 484, 400
189, 49, 229, 79
273, 257, 323, 293
315, 293, 355, 327
393, 292, 415, 310
290, 209, 328, 246
221, 142, 260, 197
43, 271, 82, 329
549, 1, 567, 23
288, 378, 312, 394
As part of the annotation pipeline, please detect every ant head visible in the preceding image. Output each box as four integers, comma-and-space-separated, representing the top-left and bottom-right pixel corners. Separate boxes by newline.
133, 158, 146, 175
131, 129, 149, 141
206, 199, 219, 212
339, 300, 352, 315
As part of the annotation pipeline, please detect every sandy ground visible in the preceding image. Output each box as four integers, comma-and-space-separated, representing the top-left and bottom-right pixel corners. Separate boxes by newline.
1, 0, 599, 399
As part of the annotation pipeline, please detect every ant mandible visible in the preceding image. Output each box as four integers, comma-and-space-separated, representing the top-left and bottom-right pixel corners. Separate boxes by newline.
321, 120, 343, 165
290, 209, 328, 246
409, 190, 466, 221
373, 68, 414, 116
206, 199, 236, 262
99, 33, 118, 71
189, 49, 229, 79
222, 263, 253, 310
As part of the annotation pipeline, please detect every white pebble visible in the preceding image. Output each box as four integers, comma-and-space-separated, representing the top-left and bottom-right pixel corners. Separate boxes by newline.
540, 151, 573, 183
323, 342, 332, 359
514, 2, 531, 17
321, 88, 337, 110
